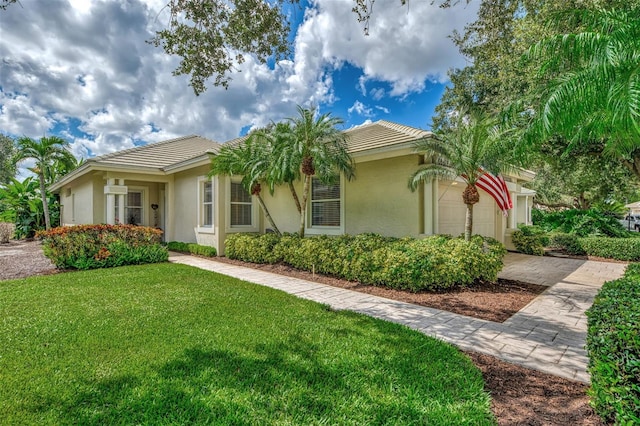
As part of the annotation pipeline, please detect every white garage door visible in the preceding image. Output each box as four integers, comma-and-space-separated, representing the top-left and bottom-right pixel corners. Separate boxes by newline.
438, 182, 496, 238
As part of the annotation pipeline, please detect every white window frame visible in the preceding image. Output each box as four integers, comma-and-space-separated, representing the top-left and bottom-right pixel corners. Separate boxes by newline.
225, 177, 258, 233
197, 176, 215, 234
125, 187, 146, 226
306, 175, 344, 236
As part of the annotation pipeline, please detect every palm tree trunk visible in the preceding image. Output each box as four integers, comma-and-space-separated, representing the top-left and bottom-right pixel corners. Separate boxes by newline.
288, 181, 302, 214
256, 194, 281, 236
464, 203, 473, 241
38, 171, 51, 230
299, 174, 311, 237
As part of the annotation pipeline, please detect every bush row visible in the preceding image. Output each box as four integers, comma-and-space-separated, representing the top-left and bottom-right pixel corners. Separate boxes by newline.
166, 241, 217, 257
586, 263, 640, 424
38, 224, 168, 270
512, 226, 640, 261
226, 233, 506, 292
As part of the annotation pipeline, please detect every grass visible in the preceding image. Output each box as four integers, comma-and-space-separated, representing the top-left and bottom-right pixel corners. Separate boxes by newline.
0, 263, 494, 425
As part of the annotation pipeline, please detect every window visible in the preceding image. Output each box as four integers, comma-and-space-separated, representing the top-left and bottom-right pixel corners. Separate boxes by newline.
230, 182, 252, 227
126, 191, 143, 225
310, 178, 340, 227
200, 179, 213, 228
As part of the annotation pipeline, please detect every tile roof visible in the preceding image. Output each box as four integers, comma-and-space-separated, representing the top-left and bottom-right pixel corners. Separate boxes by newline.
89, 135, 221, 170
344, 120, 433, 153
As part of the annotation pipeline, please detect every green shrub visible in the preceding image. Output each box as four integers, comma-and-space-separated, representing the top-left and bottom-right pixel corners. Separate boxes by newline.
586, 263, 640, 424
167, 241, 217, 257
225, 233, 280, 263
225, 232, 505, 292
548, 232, 586, 255
532, 208, 628, 237
511, 225, 549, 256
579, 237, 640, 261
38, 224, 167, 270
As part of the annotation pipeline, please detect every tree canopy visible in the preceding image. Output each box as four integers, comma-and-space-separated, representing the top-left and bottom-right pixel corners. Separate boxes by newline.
0, 134, 17, 186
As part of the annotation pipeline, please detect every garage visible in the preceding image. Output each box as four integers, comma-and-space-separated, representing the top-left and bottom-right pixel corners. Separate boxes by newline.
437, 182, 496, 238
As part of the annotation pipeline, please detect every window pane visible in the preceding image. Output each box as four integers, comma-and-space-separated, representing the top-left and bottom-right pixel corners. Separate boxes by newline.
127, 207, 142, 225
312, 201, 340, 226
231, 204, 252, 226
204, 181, 212, 203
231, 182, 251, 203
203, 204, 213, 226
127, 192, 142, 207
312, 179, 340, 200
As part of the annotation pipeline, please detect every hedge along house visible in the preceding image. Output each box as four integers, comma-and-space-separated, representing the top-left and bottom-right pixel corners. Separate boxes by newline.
51, 120, 535, 255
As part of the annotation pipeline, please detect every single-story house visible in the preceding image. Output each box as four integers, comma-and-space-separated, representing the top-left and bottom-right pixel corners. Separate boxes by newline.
50, 120, 535, 254
625, 201, 640, 215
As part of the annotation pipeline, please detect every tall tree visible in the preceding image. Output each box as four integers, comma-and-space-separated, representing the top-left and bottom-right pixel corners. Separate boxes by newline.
209, 135, 282, 235
0, 134, 17, 185
253, 121, 303, 215
151, 0, 295, 95
524, 6, 640, 179
15, 136, 76, 230
284, 106, 355, 237
409, 113, 513, 241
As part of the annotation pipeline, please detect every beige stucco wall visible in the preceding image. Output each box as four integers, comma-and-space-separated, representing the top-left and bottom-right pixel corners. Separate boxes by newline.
173, 166, 207, 243
345, 155, 422, 237
437, 182, 498, 239
59, 173, 95, 225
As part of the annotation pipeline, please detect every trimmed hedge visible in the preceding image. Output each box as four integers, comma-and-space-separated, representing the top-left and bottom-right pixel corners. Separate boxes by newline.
586, 263, 640, 424
511, 225, 549, 256
166, 241, 217, 257
38, 224, 167, 270
579, 237, 640, 262
225, 233, 506, 292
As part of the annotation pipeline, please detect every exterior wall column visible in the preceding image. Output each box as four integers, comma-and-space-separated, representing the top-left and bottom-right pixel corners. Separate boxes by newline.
105, 178, 116, 225
165, 177, 175, 241
510, 193, 518, 229
116, 179, 126, 224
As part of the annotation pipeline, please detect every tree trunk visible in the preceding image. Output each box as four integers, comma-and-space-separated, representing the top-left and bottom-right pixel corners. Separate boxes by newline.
288, 181, 302, 214
256, 194, 281, 236
38, 171, 51, 230
464, 202, 473, 241
299, 174, 311, 237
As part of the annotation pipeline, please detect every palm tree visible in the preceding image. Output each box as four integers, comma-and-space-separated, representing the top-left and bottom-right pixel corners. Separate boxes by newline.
284, 106, 355, 237
15, 136, 76, 230
409, 114, 512, 241
258, 121, 303, 215
525, 6, 640, 178
209, 136, 282, 236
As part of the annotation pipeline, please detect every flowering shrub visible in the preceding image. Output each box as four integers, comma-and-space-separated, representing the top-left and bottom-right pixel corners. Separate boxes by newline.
37, 224, 167, 270
226, 233, 506, 292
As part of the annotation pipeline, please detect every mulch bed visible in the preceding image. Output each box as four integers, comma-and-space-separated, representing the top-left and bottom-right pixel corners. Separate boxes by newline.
2, 242, 603, 425
213, 257, 548, 323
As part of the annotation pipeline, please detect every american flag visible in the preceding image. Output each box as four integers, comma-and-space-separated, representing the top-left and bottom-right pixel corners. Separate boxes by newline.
476, 169, 513, 215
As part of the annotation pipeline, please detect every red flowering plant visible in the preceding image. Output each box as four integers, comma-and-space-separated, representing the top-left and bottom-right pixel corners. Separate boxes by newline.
37, 224, 167, 270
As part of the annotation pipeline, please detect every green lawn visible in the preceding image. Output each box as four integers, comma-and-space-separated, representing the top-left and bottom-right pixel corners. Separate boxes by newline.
0, 263, 494, 425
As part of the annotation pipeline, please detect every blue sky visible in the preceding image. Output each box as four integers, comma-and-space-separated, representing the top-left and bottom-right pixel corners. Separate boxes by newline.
0, 0, 479, 164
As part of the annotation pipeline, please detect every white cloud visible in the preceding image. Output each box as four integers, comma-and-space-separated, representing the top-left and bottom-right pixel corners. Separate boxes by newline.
0, 0, 476, 160
348, 100, 373, 117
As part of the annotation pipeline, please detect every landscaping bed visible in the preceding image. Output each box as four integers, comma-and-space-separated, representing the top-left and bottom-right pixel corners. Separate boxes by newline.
215, 256, 547, 323
1, 241, 601, 425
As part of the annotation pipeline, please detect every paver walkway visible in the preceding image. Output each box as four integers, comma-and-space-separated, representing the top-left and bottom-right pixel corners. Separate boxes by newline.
169, 252, 627, 383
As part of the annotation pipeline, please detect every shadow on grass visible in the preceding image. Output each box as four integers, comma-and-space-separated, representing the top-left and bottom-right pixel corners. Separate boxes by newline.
41, 327, 489, 425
